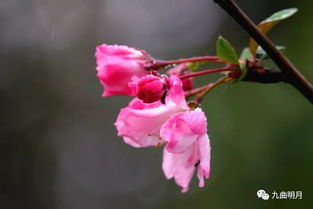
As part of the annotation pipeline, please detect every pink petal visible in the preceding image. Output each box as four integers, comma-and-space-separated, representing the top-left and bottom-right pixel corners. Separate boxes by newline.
162, 147, 196, 192
198, 133, 211, 183
114, 76, 188, 148
95, 44, 148, 96
160, 108, 207, 154
165, 76, 186, 106
161, 112, 198, 154
160, 108, 211, 192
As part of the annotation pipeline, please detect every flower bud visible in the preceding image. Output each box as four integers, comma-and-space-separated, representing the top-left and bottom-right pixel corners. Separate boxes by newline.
181, 78, 193, 91
136, 75, 167, 103
95, 44, 151, 97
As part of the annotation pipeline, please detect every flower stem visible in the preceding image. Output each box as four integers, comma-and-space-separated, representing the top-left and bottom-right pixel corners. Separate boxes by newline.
185, 85, 209, 98
180, 65, 238, 80
148, 56, 223, 70
194, 76, 233, 105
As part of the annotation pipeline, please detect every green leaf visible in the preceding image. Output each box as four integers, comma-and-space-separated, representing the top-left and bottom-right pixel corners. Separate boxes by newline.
238, 63, 247, 81
263, 8, 298, 23
240, 48, 254, 61
216, 36, 239, 65
234, 48, 253, 81
256, 45, 286, 60
249, 8, 298, 55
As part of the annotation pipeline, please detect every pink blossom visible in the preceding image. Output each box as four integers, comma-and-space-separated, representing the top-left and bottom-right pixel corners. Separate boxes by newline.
167, 64, 193, 91
114, 76, 188, 148
95, 44, 149, 96
161, 108, 211, 192
136, 74, 166, 103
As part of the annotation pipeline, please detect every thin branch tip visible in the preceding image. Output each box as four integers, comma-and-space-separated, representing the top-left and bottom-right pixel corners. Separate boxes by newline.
213, 0, 313, 104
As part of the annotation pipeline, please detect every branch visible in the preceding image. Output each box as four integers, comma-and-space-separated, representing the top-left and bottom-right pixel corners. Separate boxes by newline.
243, 68, 287, 83
147, 56, 222, 70
195, 76, 233, 104
213, 0, 313, 104
180, 65, 237, 79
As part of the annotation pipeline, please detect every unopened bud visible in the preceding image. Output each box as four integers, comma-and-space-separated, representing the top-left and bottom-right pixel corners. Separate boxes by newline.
137, 75, 167, 103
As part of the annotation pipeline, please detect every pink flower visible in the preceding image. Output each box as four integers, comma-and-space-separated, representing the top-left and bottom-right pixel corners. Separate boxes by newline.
136, 74, 167, 103
95, 44, 150, 97
161, 108, 211, 192
167, 64, 193, 91
114, 76, 188, 148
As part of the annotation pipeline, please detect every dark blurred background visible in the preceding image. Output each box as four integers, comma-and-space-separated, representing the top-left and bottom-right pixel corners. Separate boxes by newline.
1, 0, 312, 208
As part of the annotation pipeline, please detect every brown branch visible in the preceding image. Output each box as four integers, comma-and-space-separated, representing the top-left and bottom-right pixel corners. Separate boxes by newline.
213, 0, 313, 104
242, 68, 287, 83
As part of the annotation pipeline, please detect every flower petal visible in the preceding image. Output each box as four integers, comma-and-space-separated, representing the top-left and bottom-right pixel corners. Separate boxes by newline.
95, 44, 148, 96
114, 76, 188, 148
162, 146, 196, 192
197, 133, 211, 187
161, 108, 207, 154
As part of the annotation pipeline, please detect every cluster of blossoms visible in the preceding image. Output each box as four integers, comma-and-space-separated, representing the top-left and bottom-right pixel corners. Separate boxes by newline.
95, 44, 239, 192
93, 6, 306, 193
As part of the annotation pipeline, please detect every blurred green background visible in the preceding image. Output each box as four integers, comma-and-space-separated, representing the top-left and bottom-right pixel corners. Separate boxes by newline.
0, 0, 312, 208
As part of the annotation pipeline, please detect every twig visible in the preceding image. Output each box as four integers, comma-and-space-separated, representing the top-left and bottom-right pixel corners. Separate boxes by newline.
195, 76, 233, 104
243, 68, 287, 83
147, 56, 222, 70
180, 65, 238, 80
213, 0, 313, 104
185, 85, 210, 98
